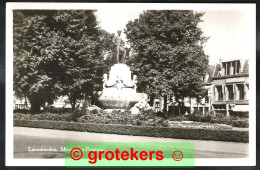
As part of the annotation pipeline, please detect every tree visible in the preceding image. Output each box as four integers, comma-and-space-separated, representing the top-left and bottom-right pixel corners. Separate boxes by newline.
43, 10, 104, 110
13, 10, 104, 112
125, 10, 209, 114
13, 11, 59, 112
99, 29, 118, 72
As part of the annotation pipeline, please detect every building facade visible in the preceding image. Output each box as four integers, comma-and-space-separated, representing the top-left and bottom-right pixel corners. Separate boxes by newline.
152, 59, 249, 117
211, 59, 249, 117
13, 96, 30, 110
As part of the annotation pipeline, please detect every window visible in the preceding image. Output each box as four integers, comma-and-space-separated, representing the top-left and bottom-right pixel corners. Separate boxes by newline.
245, 84, 249, 101
155, 102, 160, 112
194, 99, 198, 105
236, 61, 240, 74
222, 63, 226, 76
226, 85, 233, 100
226, 63, 230, 76
205, 96, 209, 103
216, 86, 223, 101
237, 84, 244, 100
230, 62, 234, 75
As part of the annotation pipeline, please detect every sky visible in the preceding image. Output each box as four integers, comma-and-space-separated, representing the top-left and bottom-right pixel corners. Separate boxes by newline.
95, 10, 250, 65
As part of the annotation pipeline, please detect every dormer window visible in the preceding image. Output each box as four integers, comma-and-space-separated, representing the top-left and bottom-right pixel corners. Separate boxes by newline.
221, 60, 240, 76
222, 63, 226, 76
226, 63, 230, 75
235, 61, 240, 74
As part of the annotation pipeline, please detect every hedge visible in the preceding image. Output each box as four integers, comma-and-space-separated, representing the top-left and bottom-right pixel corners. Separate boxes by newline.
14, 119, 248, 143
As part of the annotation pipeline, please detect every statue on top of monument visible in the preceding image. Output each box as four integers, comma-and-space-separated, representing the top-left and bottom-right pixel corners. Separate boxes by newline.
112, 30, 126, 63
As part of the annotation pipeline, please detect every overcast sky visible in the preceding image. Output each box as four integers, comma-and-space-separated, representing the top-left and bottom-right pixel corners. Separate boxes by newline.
95, 10, 250, 65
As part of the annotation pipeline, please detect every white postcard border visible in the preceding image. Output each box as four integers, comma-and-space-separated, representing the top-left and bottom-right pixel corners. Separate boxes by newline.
6, 2, 256, 167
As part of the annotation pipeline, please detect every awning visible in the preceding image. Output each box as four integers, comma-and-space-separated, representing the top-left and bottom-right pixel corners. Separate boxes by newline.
233, 105, 249, 112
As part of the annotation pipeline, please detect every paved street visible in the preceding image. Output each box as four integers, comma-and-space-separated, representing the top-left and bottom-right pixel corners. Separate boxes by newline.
14, 127, 248, 159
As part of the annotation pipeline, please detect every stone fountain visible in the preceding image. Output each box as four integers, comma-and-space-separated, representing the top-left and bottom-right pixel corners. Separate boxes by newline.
97, 30, 147, 109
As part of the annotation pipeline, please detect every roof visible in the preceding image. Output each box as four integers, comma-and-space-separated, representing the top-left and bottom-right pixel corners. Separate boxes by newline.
241, 60, 249, 74
213, 64, 221, 77
212, 59, 249, 78
206, 65, 215, 83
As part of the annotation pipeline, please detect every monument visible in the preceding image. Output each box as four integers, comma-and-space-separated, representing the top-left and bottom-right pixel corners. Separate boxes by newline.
97, 30, 147, 109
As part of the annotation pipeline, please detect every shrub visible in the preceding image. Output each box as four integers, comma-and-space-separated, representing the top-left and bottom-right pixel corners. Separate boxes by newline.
161, 121, 169, 127
64, 113, 74, 122
13, 111, 85, 123
192, 110, 202, 115
168, 115, 189, 121
200, 114, 215, 123
135, 119, 142, 126
73, 109, 84, 120
104, 118, 111, 124
156, 111, 164, 117
13, 109, 29, 114
189, 113, 202, 122
43, 106, 71, 114
91, 109, 99, 114
230, 111, 249, 118
230, 120, 249, 128
157, 118, 164, 123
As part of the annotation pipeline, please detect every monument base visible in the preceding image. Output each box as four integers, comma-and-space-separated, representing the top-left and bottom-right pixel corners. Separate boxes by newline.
98, 88, 147, 109
97, 63, 147, 110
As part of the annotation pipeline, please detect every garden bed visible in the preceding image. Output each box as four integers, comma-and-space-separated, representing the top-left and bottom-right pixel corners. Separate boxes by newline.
13, 108, 249, 129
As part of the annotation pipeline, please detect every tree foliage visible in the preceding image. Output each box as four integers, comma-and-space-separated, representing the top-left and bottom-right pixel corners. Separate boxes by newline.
14, 11, 58, 112
99, 29, 117, 71
125, 10, 209, 102
13, 10, 104, 112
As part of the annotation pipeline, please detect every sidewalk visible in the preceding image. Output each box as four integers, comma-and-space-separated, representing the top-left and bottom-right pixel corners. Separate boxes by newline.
14, 127, 248, 158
